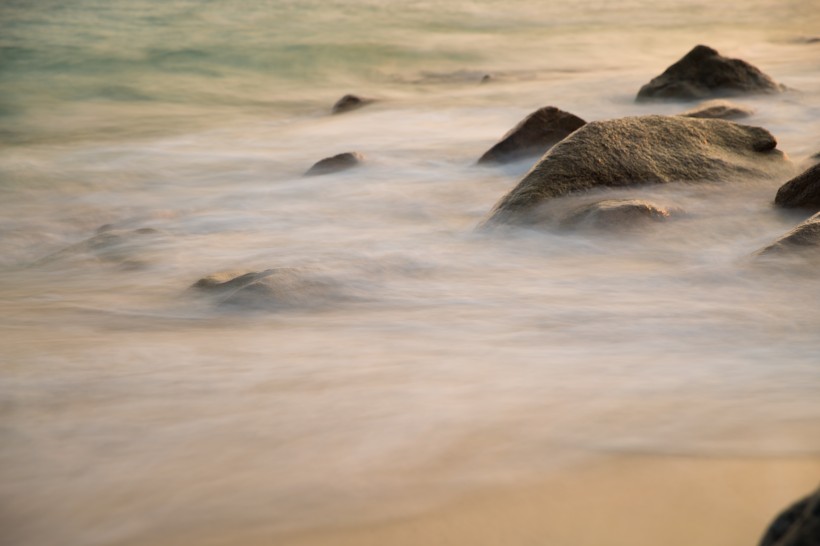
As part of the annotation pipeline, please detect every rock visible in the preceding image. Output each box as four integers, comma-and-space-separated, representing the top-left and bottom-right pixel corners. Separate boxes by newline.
636, 45, 784, 102
477, 106, 586, 165
36, 227, 161, 268
331, 94, 373, 114
679, 99, 754, 120
559, 199, 678, 231
304, 152, 364, 177
191, 268, 342, 311
480, 74, 493, 84
775, 163, 820, 210
483, 115, 789, 226
756, 212, 820, 257
759, 488, 820, 546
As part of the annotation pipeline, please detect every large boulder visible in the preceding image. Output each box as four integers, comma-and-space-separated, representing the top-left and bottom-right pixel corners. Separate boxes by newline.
636, 45, 784, 102
679, 99, 754, 120
191, 268, 343, 311
774, 163, 820, 210
756, 212, 820, 257
477, 106, 586, 165
758, 488, 820, 546
483, 115, 789, 226
304, 152, 364, 177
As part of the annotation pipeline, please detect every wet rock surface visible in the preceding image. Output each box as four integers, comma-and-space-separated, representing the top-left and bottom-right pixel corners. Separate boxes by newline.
331, 94, 374, 114
679, 99, 754, 120
305, 152, 364, 176
477, 106, 586, 165
192, 268, 344, 311
36, 227, 162, 269
636, 45, 784, 101
775, 163, 820, 210
484, 115, 789, 226
759, 488, 820, 546
756, 212, 820, 257
559, 199, 678, 231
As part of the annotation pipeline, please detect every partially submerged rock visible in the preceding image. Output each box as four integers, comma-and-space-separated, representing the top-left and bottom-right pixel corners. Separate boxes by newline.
331, 94, 374, 114
559, 199, 678, 231
484, 115, 789, 226
679, 99, 754, 120
192, 268, 343, 311
304, 152, 364, 176
775, 163, 820, 210
477, 106, 586, 165
36, 227, 162, 268
759, 488, 820, 546
756, 212, 820, 257
636, 45, 784, 101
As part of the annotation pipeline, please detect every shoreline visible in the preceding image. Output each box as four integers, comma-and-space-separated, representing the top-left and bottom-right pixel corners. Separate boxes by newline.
276, 453, 820, 546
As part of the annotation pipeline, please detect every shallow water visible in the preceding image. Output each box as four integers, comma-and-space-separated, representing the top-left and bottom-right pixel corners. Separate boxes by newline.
1, 1, 820, 545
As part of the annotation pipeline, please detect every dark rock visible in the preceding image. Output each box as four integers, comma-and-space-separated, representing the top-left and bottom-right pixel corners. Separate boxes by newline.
775, 163, 820, 210
756, 213, 820, 257
679, 99, 754, 120
480, 74, 493, 84
559, 199, 679, 231
483, 115, 789, 226
759, 488, 820, 546
636, 45, 784, 102
304, 152, 364, 177
477, 107, 586, 165
331, 94, 374, 114
192, 268, 342, 311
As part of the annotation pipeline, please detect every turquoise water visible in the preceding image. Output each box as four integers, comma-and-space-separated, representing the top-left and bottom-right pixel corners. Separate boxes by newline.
1, 1, 820, 545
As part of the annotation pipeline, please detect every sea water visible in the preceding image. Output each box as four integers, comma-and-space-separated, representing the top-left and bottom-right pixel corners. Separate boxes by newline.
1, 1, 819, 545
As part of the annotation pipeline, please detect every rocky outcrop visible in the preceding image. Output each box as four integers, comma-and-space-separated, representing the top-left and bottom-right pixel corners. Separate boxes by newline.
477, 106, 586, 165
483, 115, 789, 226
775, 163, 820, 210
679, 99, 754, 120
759, 488, 820, 546
305, 152, 364, 176
559, 199, 678, 231
756, 213, 820, 257
331, 94, 374, 114
636, 45, 784, 101
192, 268, 342, 311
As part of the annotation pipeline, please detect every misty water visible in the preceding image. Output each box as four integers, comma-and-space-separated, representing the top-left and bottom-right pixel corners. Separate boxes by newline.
1, 1, 819, 545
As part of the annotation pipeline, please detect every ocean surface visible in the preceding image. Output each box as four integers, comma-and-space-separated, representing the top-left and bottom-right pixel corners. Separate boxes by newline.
1, 1, 819, 545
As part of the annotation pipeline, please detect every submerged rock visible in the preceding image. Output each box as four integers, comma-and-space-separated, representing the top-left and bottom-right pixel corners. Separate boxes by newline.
559, 199, 678, 231
192, 268, 343, 311
756, 212, 820, 257
759, 488, 820, 546
775, 163, 820, 210
477, 106, 586, 165
679, 99, 754, 120
304, 152, 364, 176
331, 94, 374, 114
636, 45, 784, 101
36, 227, 162, 268
483, 115, 789, 226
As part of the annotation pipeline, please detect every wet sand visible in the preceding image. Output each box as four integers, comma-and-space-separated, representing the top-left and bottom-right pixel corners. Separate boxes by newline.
279, 454, 819, 546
